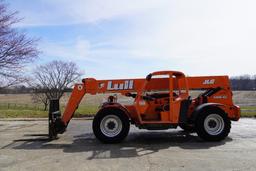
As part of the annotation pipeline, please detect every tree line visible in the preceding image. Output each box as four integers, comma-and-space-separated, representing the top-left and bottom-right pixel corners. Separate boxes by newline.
230, 75, 256, 90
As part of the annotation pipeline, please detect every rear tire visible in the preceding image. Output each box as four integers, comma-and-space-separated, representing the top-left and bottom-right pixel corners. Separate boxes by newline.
195, 108, 231, 141
93, 108, 130, 143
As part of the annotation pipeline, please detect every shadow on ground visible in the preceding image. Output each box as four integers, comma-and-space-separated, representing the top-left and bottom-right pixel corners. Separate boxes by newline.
2, 131, 232, 160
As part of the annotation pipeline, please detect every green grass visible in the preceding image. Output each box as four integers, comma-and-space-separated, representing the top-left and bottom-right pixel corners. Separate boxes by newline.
240, 106, 256, 117
0, 109, 47, 118
241, 112, 256, 117
241, 106, 256, 110
0, 104, 98, 118
74, 105, 99, 116
0, 103, 255, 118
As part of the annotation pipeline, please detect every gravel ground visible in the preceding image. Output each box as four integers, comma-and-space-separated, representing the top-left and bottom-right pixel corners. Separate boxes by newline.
0, 118, 256, 171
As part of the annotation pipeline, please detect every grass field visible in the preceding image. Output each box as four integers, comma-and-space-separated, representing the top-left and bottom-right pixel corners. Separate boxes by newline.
0, 93, 120, 118
0, 91, 255, 118
0, 104, 99, 118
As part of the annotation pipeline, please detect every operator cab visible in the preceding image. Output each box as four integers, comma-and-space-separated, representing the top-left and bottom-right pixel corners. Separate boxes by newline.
134, 71, 191, 124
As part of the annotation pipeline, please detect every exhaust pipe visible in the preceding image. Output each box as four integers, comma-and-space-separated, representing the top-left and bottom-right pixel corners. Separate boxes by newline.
49, 99, 66, 139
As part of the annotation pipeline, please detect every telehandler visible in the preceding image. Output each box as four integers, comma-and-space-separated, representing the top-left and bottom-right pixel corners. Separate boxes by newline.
49, 71, 240, 143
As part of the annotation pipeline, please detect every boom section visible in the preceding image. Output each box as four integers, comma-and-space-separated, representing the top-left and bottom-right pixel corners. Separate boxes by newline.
83, 75, 231, 94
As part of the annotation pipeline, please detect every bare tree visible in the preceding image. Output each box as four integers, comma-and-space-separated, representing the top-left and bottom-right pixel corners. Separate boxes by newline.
0, 1, 39, 88
31, 89, 49, 111
32, 61, 82, 107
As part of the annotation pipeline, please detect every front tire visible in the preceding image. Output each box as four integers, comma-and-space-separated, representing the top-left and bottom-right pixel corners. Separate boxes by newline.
93, 108, 130, 143
195, 108, 231, 141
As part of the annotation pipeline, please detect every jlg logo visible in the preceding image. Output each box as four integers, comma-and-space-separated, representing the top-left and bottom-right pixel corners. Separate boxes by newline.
203, 79, 215, 85
107, 80, 134, 90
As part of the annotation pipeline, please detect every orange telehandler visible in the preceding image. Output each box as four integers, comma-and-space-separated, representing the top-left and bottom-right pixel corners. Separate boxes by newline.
49, 71, 240, 143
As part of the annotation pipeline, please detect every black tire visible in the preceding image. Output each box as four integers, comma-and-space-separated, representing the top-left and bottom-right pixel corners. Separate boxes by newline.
179, 123, 195, 132
92, 108, 130, 143
195, 108, 231, 141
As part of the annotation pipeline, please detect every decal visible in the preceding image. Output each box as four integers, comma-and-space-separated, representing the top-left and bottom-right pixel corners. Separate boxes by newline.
107, 80, 134, 90
203, 79, 215, 85
213, 95, 227, 99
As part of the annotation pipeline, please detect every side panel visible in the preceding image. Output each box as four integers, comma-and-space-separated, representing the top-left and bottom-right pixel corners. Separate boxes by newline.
187, 76, 230, 89
84, 75, 232, 94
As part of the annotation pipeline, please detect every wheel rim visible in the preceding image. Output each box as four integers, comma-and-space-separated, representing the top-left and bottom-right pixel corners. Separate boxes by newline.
100, 115, 122, 137
204, 114, 224, 135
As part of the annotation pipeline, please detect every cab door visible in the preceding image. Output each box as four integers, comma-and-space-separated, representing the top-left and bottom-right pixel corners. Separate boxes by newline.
134, 73, 170, 123
169, 73, 189, 124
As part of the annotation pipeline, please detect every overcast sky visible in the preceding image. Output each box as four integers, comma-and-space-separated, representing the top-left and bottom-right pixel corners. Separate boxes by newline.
9, 0, 256, 79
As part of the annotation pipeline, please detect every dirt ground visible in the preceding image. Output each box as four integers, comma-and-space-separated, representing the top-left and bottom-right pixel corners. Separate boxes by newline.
1, 118, 256, 171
